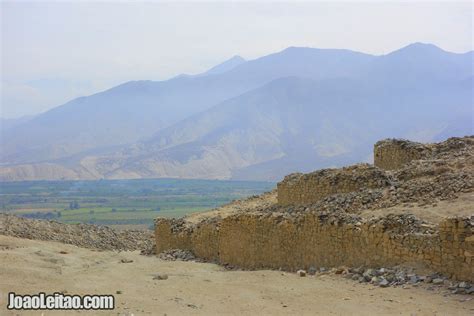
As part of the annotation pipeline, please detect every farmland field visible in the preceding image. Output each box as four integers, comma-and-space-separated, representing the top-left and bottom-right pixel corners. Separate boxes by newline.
0, 179, 274, 229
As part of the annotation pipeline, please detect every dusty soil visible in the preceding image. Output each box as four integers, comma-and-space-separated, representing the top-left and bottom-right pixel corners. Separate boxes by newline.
1, 235, 473, 316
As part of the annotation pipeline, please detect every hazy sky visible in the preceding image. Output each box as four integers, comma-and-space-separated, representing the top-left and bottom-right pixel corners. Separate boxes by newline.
1, 1, 473, 118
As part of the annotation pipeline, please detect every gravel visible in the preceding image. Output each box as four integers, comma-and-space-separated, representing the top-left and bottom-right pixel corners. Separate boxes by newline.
158, 249, 196, 261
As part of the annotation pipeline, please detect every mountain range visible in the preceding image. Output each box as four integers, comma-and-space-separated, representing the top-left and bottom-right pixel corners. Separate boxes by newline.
1, 43, 472, 181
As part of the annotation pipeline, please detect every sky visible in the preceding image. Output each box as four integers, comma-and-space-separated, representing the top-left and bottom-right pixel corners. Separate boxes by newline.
1, 1, 473, 118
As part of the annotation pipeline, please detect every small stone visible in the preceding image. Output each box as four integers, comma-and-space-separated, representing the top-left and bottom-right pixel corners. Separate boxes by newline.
297, 270, 306, 277
351, 267, 363, 274
363, 269, 375, 281
465, 287, 474, 295
379, 279, 390, 287
432, 278, 444, 285
116, 290, 122, 294
120, 259, 133, 263
452, 288, 465, 295
409, 275, 419, 284
458, 282, 469, 289
385, 274, 395, 282
308, 266, 317, 275
335, 267, 345, 274
153, 274, 169, 280
395, 272, 406, 282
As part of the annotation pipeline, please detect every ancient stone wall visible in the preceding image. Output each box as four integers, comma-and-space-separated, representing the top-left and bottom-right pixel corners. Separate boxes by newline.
156, 136, 474, 282
374, 139, 431, 170
155, 214, 474, 281
277, 164, 391, 205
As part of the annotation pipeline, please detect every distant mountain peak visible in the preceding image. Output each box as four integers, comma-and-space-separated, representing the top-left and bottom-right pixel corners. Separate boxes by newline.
386, 42, 446, 57
407, 42, 439, 48
203, 55, 246, 75
228, 55, 246, 62
280, 46, 318, 53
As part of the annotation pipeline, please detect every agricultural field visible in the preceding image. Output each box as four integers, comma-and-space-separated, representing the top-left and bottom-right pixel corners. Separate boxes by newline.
0, 179, 274, 229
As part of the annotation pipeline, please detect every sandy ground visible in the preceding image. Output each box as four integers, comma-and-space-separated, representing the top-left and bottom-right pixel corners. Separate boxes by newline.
0, 235, 473, 316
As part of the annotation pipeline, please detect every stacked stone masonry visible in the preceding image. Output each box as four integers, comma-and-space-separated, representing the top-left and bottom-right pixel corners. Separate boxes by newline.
277, 164, 392, 205
155, 136, 474, 282
156, 214, 474, 282
374, 139, 431, 170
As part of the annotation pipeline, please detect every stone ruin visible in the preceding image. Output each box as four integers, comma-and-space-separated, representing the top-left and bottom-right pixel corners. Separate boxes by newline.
374, 136, 474, 170
156, 213, 474, 282
276, 136, 474, 206
155, 136, 474, 282
277, 164, 392, 205
374, 139, 431, 170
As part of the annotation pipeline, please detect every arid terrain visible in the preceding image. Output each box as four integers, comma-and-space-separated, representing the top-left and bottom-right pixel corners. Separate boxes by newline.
0, 235, 473, 316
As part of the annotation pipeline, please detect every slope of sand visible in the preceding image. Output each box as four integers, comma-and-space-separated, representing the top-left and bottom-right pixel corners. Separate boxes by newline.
0, 235, 473, 315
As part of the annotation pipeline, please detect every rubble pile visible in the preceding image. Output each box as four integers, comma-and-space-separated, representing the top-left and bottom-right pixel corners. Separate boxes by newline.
158, 249, 197, 261
0, 214, 154, 252
306, 266, 474, 294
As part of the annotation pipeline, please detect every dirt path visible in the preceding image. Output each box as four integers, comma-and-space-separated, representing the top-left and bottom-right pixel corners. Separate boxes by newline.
0, 235, 472, 315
